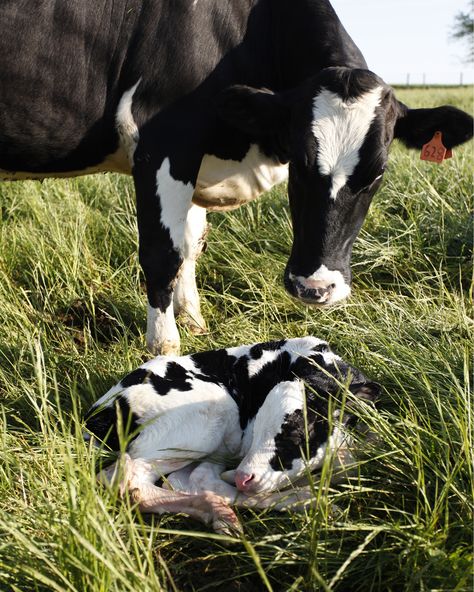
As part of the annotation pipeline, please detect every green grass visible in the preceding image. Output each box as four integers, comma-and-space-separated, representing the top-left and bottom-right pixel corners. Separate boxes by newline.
0, 86, 472, 591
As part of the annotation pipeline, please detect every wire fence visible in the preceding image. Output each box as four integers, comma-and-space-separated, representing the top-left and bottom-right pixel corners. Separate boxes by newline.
388, 72, 472, 86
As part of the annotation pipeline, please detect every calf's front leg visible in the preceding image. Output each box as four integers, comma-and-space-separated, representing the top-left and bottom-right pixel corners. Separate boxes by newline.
184, 463, 314, 512
134, 158, 197, 355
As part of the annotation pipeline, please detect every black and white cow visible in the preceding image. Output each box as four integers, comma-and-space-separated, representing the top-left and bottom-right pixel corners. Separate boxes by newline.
1, 2, 472, 354
84, 336, 380, 533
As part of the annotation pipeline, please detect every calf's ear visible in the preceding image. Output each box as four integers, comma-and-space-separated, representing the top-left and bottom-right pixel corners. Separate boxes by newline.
394, 103, 473, 149
350, 381, 381, 404
216, 85, 290, 136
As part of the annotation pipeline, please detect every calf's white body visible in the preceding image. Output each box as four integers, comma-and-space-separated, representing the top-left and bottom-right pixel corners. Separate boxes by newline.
85, 336, 379, 533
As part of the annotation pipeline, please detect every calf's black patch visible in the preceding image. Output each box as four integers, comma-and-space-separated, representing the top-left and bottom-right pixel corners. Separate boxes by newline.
249, 339, 287, 360
121, 363, 193, 395
269, 405, 329, 471
84, 396, 139, 451
121, 368, 150, 388
150, 362, 193, 395
234, 350, 293, 429
191, 348, 233, 385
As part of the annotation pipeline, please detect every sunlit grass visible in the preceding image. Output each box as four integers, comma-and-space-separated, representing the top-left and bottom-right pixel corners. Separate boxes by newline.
0, 87, 472, 591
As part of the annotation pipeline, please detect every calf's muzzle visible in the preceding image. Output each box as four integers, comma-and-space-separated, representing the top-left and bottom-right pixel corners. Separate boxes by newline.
235, 470, 256, 492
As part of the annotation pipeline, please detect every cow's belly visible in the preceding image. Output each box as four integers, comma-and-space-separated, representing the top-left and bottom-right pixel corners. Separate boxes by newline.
0, 81, 139, 182
193, 145, 288, 211
0, 147, 131, 181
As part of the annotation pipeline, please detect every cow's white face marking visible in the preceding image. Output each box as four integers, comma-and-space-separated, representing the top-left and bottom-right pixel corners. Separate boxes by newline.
289, 265, 351, 305
193, 144, 288, 211
116, 80, 141, 165
236, 383, 354, 493
312, 86, 383, 199
156, 158, 195, 250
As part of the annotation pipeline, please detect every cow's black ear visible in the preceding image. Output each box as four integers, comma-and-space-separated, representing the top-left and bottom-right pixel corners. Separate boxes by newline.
394, 103, 473, 150
216, 85, 290, 135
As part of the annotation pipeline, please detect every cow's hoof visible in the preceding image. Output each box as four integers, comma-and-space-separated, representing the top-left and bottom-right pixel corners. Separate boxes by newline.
147, 338, 181, 357
185, 317, 208, 335
177, 308, 208, 335
160, 340, 181, 356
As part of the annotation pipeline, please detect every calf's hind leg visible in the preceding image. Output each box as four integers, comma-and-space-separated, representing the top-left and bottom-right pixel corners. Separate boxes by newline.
100, 455, 242, 535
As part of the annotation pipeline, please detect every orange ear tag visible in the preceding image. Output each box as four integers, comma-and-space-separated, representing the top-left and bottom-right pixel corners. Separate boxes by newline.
420, 131, 451, 163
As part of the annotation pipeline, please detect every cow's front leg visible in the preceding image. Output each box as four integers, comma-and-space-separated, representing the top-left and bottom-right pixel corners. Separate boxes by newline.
134, 158, 196, 355
173, 204, 208, 334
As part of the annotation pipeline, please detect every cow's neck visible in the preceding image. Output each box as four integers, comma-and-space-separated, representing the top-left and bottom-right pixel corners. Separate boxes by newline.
273, 0, 368, 89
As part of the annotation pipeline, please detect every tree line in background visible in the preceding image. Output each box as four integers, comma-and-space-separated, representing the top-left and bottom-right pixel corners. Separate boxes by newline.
451, 1, 474, 63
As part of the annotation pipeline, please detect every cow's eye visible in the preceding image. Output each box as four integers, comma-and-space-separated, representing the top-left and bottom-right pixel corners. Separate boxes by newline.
360, 171, 384, 194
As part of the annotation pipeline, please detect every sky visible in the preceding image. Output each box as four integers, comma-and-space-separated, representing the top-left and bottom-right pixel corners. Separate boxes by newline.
331, 0, 473, 85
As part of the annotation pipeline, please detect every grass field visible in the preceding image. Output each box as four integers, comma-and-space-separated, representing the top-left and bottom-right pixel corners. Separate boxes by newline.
0, 87, 472, 591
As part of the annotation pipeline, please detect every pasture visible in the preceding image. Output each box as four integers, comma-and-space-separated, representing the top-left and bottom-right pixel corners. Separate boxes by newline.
0, 86, 472, 591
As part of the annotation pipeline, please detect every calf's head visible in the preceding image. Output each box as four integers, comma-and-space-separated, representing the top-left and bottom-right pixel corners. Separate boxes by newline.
219, 67, 473, 305
233, 362, 380, 494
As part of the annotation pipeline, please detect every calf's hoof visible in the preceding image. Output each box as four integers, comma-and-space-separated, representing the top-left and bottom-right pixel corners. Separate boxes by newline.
213, 515, 243, 537
201, 492, 242, 536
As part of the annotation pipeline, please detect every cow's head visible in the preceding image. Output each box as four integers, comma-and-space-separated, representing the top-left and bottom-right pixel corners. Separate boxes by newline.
230, 363, 380, 494
218, 67, 473, 305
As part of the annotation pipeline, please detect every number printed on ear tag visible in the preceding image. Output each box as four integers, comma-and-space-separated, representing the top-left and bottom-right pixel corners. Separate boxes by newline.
420, 131, 449, 163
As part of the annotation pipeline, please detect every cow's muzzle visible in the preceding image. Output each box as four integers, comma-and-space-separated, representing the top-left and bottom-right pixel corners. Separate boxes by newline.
286, 265, 351, 306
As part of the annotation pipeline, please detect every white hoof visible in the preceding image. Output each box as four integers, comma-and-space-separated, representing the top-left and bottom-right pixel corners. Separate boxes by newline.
146, 303, 180, 356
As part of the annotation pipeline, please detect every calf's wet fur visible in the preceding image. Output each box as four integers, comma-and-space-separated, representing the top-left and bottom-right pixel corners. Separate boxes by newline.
84, 336, 380, 533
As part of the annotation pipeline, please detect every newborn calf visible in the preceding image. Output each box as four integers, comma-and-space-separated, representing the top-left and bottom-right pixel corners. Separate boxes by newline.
84, 337, 379, 534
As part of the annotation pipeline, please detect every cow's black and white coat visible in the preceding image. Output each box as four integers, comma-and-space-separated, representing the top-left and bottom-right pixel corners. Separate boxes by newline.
84, 336, 379, 533
1, 1, 472, 354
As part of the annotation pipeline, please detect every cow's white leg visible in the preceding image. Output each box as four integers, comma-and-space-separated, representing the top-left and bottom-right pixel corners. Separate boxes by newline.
105, 455, 241, 535
135, 157, 197, 355
173, 204, 208, 334
146, 301, 180, 357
